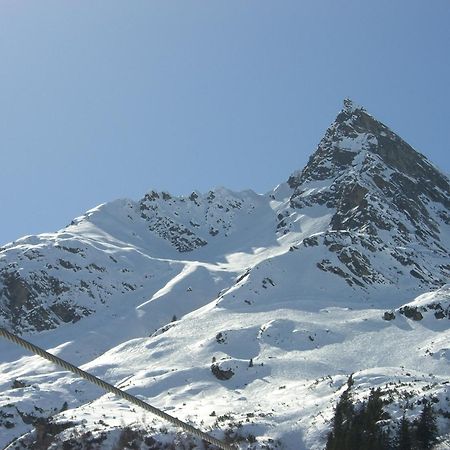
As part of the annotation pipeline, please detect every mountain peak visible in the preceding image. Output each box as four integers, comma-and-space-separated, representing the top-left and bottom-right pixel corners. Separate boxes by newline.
289, 99, 449, 190
288, 99, 450, 257
342, 97, 364, 114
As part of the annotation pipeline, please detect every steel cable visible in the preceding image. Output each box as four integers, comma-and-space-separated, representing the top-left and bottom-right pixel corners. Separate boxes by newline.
0, 327, 234, 450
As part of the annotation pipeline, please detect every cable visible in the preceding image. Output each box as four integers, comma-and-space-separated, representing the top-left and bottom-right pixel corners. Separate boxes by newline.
0, 327, 235, 450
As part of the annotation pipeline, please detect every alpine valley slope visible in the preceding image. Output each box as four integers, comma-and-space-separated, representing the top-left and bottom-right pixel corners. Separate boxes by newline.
0, 100, 449, 449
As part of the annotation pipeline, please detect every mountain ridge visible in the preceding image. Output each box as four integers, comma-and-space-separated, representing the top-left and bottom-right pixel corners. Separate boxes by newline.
1, 99, 449, 331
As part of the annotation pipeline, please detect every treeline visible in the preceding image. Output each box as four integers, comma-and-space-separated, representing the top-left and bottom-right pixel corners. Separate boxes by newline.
326, 377, 439, 450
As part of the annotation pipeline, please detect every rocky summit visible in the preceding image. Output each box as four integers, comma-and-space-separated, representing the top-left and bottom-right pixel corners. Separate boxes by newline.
0, 100, 449, 449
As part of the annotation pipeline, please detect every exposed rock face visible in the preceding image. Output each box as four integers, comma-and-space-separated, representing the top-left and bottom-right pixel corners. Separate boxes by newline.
0, 229, 139, 333
285, 100, 450, 290
384, 284, 450, 321
289, 101, 449, 235
211, 363, 235, 380
138, 188, 254, 252
0, 268, 89, 333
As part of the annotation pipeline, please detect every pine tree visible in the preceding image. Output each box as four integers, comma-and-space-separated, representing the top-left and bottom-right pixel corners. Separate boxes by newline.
415, 401, 437, 450
344, 406, 365, 450
395, 414, 412, 450
326, 379, 356, 450
326, 385, 392, 450
364, 388, 390, 450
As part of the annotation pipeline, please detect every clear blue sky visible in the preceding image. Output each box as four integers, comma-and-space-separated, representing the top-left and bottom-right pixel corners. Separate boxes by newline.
1, 1, 449, 245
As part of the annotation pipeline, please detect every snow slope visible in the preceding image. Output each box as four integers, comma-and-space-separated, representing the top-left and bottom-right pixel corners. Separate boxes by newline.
0, 100, 449, 449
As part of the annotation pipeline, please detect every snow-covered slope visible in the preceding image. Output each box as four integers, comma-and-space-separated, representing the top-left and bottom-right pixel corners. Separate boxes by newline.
0, 100, 449, 449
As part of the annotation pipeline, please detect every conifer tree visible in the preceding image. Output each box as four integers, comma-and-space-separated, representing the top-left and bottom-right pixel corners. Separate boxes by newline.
326, 382, 355, 450
364, 388, 390, 450
326, 384, 392, 450
415, 401, 437, 450
395, 414, 412, 450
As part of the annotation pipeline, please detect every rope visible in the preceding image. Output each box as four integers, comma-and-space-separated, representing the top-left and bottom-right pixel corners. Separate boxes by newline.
0, 327, 235, 450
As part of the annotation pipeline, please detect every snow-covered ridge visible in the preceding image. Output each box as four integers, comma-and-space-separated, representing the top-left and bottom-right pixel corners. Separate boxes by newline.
383, 284, 450, 322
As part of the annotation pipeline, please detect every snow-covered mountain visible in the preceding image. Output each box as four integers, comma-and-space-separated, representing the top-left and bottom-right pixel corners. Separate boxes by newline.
0, 100, 449, 449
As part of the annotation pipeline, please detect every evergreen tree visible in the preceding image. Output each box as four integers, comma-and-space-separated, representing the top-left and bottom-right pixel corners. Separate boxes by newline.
415, 401, 437, 450
395, 414, 412, 450
326, 385, 391, 450
344, 406, 365, 450
364, 388, 390, 450
326, 385, 355, 450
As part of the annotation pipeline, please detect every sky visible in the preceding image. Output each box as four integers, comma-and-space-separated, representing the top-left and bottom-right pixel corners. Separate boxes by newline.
1, 0, 449, 245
